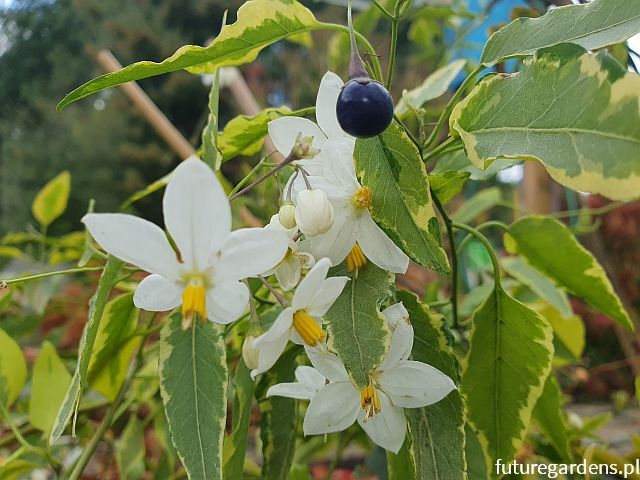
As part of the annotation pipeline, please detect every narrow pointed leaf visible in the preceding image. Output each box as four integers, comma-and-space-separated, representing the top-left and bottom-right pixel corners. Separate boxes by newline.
325, 263, 394, 389
462, 286, 554, 469
506, 216, 632, 330
481, 0, 640, 66
452, 44, 640, 201
32, 171, 70, 228
159, 312, 227, 480
532, 374, 573, 463
354, 121, 450, 273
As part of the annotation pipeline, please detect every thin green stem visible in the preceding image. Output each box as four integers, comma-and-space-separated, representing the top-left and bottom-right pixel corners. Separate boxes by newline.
229, 150, 298, 202
423, 65, 484, 151
322, 23, 384, 81
372, 0, 394, 20
432, 192, 458, 328
257, 275, 288, 307
422, 136, 462, 162
1, 266, 103, 287
452, 222, 501, 289
551, 201, 627, 219
228, 156, 270, 198
456, 221, 508, 258
386, 2, 401, 89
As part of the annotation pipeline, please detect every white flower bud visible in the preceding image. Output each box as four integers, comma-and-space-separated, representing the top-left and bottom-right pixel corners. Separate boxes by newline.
292, 133, 320, 160
295, 189, 334, 236
278, 202, 297, 230
242, 335, 260, 370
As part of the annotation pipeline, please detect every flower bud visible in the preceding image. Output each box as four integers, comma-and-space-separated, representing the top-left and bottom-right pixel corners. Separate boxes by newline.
292, 133, 320, 160
278, 202, 297, 230
242, 335, 260, 370
295, 189, 334, 236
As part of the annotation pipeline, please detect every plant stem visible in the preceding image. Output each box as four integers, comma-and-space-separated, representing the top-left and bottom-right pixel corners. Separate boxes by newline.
229, 151, 298, 202
323, 23, 384, 81
432, 192, 458, 328
257, 275, 288, 307
227, 155, 270, 198
422, 136, 462, 162
423, 65, 484, 151
452, 222, 501, 289
455, 220, 509, 258
372, 0, 395, 20
386, 2, 401, 89
1, 266, 103, 287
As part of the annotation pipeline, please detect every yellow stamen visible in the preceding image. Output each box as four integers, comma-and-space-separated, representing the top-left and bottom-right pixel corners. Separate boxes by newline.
182, 277, 206, 329
360, 379, 382, 422
346, 243, 367, 272
352, 186, 372, 209
292, 310, 325, 346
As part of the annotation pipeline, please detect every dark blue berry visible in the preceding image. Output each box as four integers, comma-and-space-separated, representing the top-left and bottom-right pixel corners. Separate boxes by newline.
336, 79, 394, 138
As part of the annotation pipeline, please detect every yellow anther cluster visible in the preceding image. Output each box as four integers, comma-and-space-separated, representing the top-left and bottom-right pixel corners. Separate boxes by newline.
182, 277, 206, 329
360, 379, 382, 422
292, 310, 325, 346
352, 186, 372, 209
346, 243, 367, 272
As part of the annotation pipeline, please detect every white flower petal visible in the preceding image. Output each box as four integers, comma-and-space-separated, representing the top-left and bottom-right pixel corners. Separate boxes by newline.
254, 308, 294, 346
163, 157, 231, 271
133, 274, 182, 312
292, 257, 332, 310
205, 281, 249, 324
304, 209, 357, 267
267, 380, 318, 400
303, 382, 360, 435
295, 365, 327, 391
317, 138, 359, 191
275, 256, 302, 292
251, 333, 289, 379
268, 117, 326, 155
82, 213, 179, 279
215, 228, 289, 282
378, 303, 413, 371
307, 276, 350, 317
305, 346, 350, 382
357, 214, 409, 274
378, 361, 456, 408
357, 391, 407, 453
316, 71, 350, 139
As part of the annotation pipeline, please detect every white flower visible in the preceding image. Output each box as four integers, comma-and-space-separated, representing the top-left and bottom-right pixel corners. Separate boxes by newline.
251, 258, 349, 379
267, 303, 456, 453
295, 189, 334, 236
263, 214, 315, 291
82, 157, 289, 327
295, 138, 409, 274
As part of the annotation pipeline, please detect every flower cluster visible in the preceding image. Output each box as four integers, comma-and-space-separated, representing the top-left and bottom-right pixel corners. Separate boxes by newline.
82, 72, 455, 453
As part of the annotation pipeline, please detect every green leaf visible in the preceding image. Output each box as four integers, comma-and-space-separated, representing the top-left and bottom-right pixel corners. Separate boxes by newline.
481, 0, 640, 66
431, 150, 520, 182
223, 359, 256, 480
219, 107, 296, 161
451, 187, 501, 224
396, 59, 466, 114
325, 263, 394, 389
354, 121, 450, 273
0, 458, 41, 480
87, 293, 140, 401
542, 305, 585, 365
387, 443, 416, 480
399, 292, 466, 480
258, 346, 299, 480
121, 172, 172, 210
462, 286, 554, 468
49, 255, 124, 444
429, 171, 470, 205
465, 425, 489, 480
532, 374, 573, 463
57, 0, 320, 110
29, 341, 72, 435
202, 68, 222, 170
506, 216, 632, 330
159, 312, 227, 480
116, 415, 146, 480
502, 257, 572, 318
0, 329, 27, 408
31, 171, 70, 228
451, 44, 640, 201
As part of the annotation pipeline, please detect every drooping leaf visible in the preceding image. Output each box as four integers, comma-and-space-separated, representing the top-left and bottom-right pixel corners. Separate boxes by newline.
399, 292, 466, 480
532, 374, 573, 463
116, 415, 146, 480
429, 171, 470, 205
218, 107, 295, 161
31, 171, 70, 228
29, 341, 72, 435
451, 44, 640, 201
481, 0, 640, 66
541, 305, 585, 365
159, 312, 227, 480
0, 329, 27, 408
354, 121, 450, 273
325, 263, 394, 389
57, 0, 320, 110
258, 346, 300, 480
462, 286, 554, 469
396, 59, 466, 114
506, 216, 632, 330
223, 359, 256, 480
50, 255, 124, 444
451, 187, 501, 224
87, 293, 140, 401
502, 256, 572, 318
